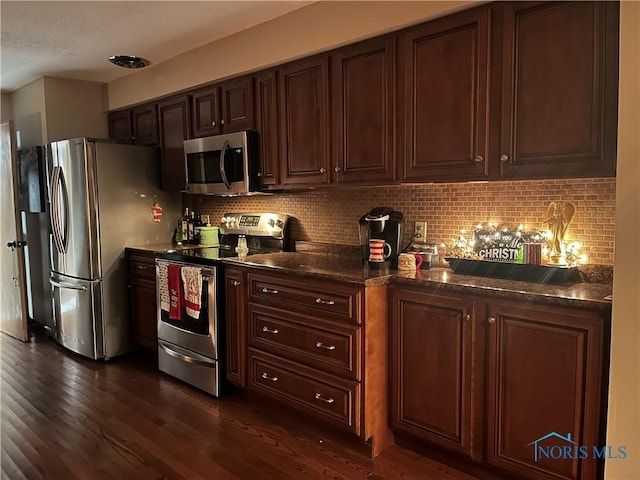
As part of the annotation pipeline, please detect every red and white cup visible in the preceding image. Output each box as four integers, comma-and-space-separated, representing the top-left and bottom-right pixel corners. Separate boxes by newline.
369, 239, 392, 262
398, 253, 424, 270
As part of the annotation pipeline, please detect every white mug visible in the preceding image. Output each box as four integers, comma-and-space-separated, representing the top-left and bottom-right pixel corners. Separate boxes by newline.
369, 239, 392, 262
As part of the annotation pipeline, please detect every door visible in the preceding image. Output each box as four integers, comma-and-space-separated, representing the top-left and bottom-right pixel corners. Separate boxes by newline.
158, 94, 191, 192
400, 5, 491, 182
255, 70, 280, 188
498, 1, 619, 179
486, 300, 606, 480
47, 139, 100, 280
224, 267, 247, 387
331, 35, 396, 184
0, 122, 29, 341
220, 76, 254, 133
192, 86, 221, 138
390, 286, 478, 458
278, 56, 331, 186
50, 271, 102, 359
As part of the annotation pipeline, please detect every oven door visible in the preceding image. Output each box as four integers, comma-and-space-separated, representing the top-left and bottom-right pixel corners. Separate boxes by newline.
156, 259, 218, 360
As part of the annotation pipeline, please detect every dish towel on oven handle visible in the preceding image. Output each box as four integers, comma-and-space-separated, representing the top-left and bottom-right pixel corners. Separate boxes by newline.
157, 262, 170, 313
168, 264, 182, 320
181, 266, 203, 319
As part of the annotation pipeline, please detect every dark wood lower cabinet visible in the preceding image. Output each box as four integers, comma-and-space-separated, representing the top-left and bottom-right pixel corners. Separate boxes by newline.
485, 300, 608, 480
126, 249, 158, 351
390, 284, 609, 480
390, 286, 481, 459
224, 267, 247, 387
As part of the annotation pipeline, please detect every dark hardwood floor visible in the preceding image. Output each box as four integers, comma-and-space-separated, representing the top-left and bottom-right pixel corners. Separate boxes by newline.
0, 329, 480, 480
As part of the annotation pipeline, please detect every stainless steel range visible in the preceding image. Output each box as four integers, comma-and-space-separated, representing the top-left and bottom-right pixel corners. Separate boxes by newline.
155, 212, 290, 396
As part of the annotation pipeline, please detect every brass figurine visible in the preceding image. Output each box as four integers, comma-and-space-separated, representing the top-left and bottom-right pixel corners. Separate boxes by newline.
544, 201, 575, 263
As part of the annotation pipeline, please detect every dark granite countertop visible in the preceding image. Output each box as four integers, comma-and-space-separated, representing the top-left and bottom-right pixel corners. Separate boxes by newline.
125, 244, 612, 311
222, 252, 613, 311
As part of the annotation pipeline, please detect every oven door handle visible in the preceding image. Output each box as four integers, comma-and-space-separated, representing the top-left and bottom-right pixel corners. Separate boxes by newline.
158, 340, 216, 368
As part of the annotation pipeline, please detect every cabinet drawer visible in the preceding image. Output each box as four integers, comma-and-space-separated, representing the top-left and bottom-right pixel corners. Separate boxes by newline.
127, 252, 156, 281
248, 304, 361, 380
248, 273, 362, 324
249, 349, 360, 433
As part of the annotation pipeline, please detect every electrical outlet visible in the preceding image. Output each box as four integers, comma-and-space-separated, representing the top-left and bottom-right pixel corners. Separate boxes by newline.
415, 221, 428, 242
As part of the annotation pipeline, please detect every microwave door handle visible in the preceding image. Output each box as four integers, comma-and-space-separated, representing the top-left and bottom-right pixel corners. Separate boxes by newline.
219, 140, 231, 190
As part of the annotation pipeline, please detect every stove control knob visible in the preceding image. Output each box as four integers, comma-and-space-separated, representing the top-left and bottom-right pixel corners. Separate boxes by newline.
268, 219, 275, 228
276, 220, 284, 229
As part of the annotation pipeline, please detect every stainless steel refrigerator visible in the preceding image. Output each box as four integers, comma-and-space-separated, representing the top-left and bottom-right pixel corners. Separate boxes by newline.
46, 138, 180, 360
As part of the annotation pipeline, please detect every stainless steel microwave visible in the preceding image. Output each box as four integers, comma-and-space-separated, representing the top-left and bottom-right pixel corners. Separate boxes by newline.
184, 131, 260, 196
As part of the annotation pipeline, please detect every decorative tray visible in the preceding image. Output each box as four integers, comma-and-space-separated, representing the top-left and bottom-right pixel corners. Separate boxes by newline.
444, 257, 579, 284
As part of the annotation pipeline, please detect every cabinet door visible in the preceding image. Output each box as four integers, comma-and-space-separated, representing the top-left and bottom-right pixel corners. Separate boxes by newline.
390, 286, 479, 458
400, 6, 491, 182
192, 86, 221, 137
108, 110, 133, 144
331, 36, 396, 184
129, 280, 157, 351
278, 56, 331, 186
486, 300, 607, 480
220, 76, 254, 133
255, 71, 280, 188
498, 1, 619, 179
131, 103, 159, 145
158, 95, 191, 192
225, 268, 247, 387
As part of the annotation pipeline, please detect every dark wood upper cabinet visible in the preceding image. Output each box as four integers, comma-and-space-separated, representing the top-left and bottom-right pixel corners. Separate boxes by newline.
390, 286, 481, 460
191, 86, 221, 137
331, 36, 396, 185
278, 56, 331, 186
497, 1, 619, 179
485, 300, 607, 480
191, 76, 254, 138
158, 95, 191, 192
400, 6, 491, 182
254, 71, 280, 188
131, 103, 159, 145
108, 110, 133, 144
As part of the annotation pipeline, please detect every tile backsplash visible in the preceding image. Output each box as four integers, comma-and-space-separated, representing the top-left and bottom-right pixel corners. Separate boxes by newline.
186, 178, 616, 265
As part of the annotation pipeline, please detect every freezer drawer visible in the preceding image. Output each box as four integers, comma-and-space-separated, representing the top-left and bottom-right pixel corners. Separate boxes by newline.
50, 272, 103, 359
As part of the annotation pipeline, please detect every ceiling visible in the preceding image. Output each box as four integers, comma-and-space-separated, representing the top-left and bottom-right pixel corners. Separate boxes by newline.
0, 1, 312, 93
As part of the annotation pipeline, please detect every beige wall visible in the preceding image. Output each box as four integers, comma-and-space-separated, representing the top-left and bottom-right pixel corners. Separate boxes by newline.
9, 77, 107, 146
43, 77, 107, 142
10, 77, 46, 148
1, 92, 14, 123
106, 1, 474, 109
606, 2, 640, 479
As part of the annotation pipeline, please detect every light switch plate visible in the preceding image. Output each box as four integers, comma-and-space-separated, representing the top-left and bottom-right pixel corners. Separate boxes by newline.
415, 221, 428, 242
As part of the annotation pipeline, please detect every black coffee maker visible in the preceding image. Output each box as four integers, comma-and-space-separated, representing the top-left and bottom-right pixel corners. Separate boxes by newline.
358, 207, 404, 269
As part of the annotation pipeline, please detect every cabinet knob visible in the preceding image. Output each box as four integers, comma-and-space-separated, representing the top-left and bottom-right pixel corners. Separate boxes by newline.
463, 314, 470, 322
474, 155, 484, 163
257, 172, 262, 177
334, 166, 342, 172
211, 121, 216, 127
319, 167, 327, 174
500, 154, 509, 162
488, 317, 496, 324
221, 119, 225, 125
232, 280, 240, 287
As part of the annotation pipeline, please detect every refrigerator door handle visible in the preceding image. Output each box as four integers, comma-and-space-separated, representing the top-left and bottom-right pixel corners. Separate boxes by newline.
57, 167, 70, 253
50, 166, 64, 254
49, 276, 88, 291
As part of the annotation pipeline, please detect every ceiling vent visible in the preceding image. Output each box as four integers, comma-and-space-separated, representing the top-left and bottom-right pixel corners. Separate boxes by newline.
108, 55, 150, 69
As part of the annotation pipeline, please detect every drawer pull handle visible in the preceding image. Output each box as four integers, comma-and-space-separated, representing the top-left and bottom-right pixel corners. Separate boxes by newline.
136, 265, 149, 270
261, 373, 278, 382
315, 297, 335, 305
262, 326, 279, 334
314, 392, 335, 404
232, 280, 240, 287
262, 287, 279, 294
315, 341, 336, 351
